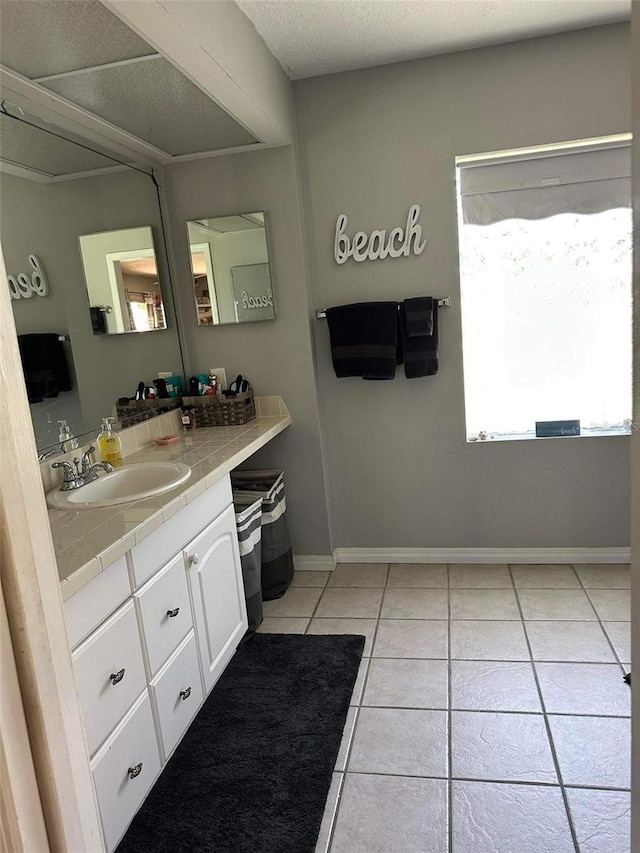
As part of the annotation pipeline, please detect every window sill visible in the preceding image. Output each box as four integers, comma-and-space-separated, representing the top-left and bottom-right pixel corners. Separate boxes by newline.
467, 428, 631, 443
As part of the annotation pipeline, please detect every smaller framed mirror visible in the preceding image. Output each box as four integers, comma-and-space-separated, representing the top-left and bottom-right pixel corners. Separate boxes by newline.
186, 212, 275, 325
79, 226, 167, 335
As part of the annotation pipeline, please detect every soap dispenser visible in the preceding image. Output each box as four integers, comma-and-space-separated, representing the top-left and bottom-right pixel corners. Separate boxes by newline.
96, 417, 123, 468
58, 420, 78, 453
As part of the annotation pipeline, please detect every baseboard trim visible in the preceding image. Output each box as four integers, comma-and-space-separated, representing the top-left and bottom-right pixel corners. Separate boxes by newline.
332, 547, 630, 565
292, 555, 335, 571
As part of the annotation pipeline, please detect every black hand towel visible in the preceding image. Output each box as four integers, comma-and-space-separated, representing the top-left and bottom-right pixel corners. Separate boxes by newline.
325, 302, 399, 379
400, 299, 439, 378
404, 297, 433, 336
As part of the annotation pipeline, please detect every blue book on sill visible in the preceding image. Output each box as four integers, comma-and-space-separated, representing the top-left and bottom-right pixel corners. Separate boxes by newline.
535, 420, 581, 438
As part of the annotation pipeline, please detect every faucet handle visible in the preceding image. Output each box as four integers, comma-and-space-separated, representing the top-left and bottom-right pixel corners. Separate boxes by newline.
51, 461, 75, 482
81, 446, 96, 473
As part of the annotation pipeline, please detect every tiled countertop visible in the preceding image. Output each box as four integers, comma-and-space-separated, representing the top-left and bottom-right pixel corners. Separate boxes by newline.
49, 401, 291, 601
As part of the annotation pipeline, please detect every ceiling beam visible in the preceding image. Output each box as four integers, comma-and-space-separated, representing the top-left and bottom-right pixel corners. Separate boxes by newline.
102, 0, 295, 148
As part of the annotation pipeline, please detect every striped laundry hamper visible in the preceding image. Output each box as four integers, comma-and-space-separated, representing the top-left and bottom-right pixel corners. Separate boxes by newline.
233, 495, 264, 633
231, 469, 294, 600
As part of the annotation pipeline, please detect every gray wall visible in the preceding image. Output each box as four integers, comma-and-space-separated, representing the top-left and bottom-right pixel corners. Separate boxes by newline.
163, 146, 331, 555
294, 24, 632, 548
2, 169, 182, 445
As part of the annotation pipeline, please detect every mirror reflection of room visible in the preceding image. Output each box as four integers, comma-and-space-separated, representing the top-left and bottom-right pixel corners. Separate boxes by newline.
79, 226, 167, 334
186, 212, 276, 325
0, 108, 183, 455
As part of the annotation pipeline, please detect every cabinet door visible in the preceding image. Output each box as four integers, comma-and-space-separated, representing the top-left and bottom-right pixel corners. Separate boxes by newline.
185, 504, 248, 694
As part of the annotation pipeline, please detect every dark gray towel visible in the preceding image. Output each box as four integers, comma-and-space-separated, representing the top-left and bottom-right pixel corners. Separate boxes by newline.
326, 302, 399, 380
403, 297, 433, 337
400, 300, 439, 378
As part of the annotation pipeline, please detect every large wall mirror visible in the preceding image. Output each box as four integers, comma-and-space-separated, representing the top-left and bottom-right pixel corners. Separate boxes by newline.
1, 106, 184, 456
186, 212, 276, 325
79, 226, 167, 334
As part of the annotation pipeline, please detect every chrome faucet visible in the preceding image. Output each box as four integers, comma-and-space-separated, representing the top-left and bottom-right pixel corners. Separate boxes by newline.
52, 446, 115, 491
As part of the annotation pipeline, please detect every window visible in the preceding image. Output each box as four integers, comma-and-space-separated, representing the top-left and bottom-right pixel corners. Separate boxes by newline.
456, 137, 632, 442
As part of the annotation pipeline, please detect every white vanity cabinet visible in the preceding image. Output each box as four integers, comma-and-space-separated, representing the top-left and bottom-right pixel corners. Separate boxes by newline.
63, 473, 248, 852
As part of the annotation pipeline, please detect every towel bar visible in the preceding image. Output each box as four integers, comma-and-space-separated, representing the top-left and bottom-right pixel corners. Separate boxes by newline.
316, 297, 451, 319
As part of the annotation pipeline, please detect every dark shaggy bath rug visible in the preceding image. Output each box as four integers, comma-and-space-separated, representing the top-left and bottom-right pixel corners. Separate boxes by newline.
116, 633, 365, 853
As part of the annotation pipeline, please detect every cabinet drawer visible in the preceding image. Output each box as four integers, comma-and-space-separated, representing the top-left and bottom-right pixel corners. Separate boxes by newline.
72, 600, 146, 756
135, 553, 193, 677
64, 555, 131, 650
150, 631, 204, 761
92, 692, 161, 853
129, 475, 233, 587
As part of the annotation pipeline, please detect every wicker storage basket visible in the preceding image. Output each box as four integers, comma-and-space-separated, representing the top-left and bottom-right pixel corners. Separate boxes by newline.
115, 397, 181, 428
181, 390, 256, 427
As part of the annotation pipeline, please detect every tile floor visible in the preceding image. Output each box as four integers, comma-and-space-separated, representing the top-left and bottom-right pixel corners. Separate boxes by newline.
258, 562, 631, 853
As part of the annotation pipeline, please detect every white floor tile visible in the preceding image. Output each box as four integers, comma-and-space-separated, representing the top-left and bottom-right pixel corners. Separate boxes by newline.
449, 564, 512, 588
518, 589, 596, 620
256, 617, 309, 633
566, 787, 631, 853
261, 587, 322, 617
334, 706, 358, 772
290, 571, 330, 588
549, 715, 631, 789
306, 618, 377, 656
451, 711, 557, 783
350, 658, 370, 706
452, 780, 574, 853
450, 620, 529, 661
363, 658, 448, 709
315, 587, 383, 619
574, 564, 630, 589
328, 564, 388, 587
388, 563, 448, 588
373, 619, 448, 658
450, 661, 541, 712
380, 588, 448, 619
603, 621, 631, 664
330, 774, 448, 853
586, 589, 630, 621
511, 564, 580, 589
535, 662, 630, 716
525, 621, 615, 662
450, 589, 520, 620
348, 707, 448, 777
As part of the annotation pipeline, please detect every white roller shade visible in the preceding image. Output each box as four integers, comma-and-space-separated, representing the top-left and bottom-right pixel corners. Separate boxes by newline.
458, 144, 631, 225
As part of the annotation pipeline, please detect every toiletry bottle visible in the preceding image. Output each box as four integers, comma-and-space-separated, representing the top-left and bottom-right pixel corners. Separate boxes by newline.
58, 420, 78, 453
97, 417, 123, 467
181, 407, 196, 431
208, 371, 218, 396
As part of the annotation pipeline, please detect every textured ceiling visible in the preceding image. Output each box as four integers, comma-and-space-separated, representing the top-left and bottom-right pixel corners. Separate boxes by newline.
0, 0, 258, 164
0, 0, 156, 79
42, 57, 257, 156
0, 112, 118, 176
236, 0, 631, 80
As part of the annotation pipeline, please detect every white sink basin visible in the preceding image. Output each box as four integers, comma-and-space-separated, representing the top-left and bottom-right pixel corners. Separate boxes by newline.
47, 462, 191, 509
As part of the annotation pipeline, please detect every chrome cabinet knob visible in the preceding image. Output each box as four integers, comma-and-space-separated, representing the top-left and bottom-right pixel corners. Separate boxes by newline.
190, 553, 200, 565
166, 607, 180, 618
179, 687, 192, 701
127, 763, 143, 779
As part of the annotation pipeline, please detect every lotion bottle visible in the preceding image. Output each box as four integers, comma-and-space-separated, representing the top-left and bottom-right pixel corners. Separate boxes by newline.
96, 417, 123, 468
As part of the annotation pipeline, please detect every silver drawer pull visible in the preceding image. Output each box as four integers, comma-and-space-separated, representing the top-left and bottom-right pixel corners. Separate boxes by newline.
180, 687, 192, 701
166, 607, 180, 618
127, 763, 143, 779
109, 668, 125, 685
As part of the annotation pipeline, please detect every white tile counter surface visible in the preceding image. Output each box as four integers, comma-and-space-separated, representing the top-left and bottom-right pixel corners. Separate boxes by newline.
48, 397, 291, 600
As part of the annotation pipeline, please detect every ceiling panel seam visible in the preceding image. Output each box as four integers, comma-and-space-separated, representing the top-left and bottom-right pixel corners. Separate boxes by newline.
34, 54, 161, 83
